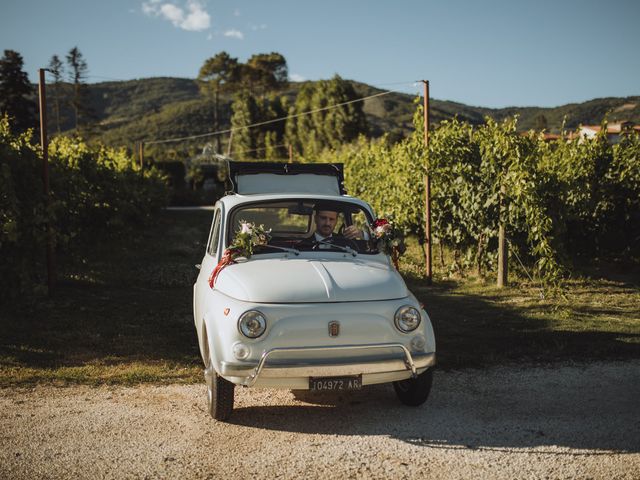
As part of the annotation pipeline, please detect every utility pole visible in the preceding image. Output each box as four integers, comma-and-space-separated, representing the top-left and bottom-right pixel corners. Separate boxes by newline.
139, 142, 144, 170
497, 185, 508, 287
227, 131, 234, 157
422, 80, 432, 285
39, 68, 56, 294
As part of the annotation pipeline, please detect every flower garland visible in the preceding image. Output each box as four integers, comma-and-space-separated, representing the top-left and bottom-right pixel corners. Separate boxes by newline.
209, 221, 270, 288
372, 218, 405, 270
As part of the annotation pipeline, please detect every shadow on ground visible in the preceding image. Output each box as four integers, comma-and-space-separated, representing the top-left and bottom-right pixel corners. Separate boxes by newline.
228, 362, 640, 454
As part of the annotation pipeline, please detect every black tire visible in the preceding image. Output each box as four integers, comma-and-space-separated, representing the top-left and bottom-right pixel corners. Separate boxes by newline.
393, 368, 433, 406
202, 331, 234, 421
204, 362, 235, 421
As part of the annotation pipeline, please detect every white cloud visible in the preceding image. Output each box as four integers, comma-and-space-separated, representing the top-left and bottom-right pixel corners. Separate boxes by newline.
233, 8, 241, 16
223, 29, 244, 39
160, 3, 184, 24
289, 73, 306, 82
142, 0, 210, 32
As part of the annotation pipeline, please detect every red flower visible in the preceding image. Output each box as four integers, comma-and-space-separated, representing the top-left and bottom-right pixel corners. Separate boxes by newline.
373, 218, 389, 228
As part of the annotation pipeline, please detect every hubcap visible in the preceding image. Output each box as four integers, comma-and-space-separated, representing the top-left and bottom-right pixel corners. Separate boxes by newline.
204, 366, 214, 406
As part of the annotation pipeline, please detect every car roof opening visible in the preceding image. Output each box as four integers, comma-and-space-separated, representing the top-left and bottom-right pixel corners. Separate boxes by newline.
227, 161, 345, 195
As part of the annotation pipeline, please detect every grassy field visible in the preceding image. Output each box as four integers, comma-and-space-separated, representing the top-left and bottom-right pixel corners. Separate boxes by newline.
1, 210, 638, 386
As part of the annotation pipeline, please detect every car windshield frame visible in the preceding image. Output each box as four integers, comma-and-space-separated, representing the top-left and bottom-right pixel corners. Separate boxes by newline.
226, 198, 380, 255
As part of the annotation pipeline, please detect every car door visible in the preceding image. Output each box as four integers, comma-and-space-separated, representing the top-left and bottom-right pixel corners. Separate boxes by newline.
194, 205, 223, 328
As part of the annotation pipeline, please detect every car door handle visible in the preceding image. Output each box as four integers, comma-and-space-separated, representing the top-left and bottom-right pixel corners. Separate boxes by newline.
195, 264, 202, 270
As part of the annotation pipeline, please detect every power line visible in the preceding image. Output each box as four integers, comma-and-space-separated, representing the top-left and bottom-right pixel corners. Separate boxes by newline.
231, 143, 289, 156
144, 88, 401, 146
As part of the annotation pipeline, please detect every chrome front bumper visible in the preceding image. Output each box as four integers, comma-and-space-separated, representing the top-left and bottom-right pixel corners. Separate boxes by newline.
218, 343, 436, 387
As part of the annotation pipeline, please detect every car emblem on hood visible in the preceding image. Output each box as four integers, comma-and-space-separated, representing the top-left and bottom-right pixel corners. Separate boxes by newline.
328, 321, 340, 337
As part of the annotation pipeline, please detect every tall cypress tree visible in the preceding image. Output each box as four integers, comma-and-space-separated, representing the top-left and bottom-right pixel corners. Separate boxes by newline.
230, 90, 260, 159
48, 54, 65, 134
66, 46, 89, 133
286, 76, 367, 159
198, 51, 239, 153
286, 83, 316, 158
0, 50, 35, 133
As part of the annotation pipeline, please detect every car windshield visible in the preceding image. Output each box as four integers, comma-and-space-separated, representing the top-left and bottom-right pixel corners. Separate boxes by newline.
228, 199, 380, 254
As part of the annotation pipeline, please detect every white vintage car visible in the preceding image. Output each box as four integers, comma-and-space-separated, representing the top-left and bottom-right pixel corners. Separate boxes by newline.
193, 162, 436, 420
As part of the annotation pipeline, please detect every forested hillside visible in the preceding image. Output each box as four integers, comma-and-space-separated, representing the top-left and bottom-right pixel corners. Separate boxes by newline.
47, 77, 640, 152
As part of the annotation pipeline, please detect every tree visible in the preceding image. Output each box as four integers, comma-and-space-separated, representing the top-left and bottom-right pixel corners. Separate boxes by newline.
319, 75, 367, 149
65, 46, 90, 132
198, 51, 240, 152
0, 50, 35, 133
261, 94, 288, 160
229, 91, 260, 159
48, 54, 65, 134
286, 75, 367, 158
244, 52, 288, 97
285, 83, 315, 157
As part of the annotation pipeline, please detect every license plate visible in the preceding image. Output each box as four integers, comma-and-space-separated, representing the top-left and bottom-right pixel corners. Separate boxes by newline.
309, 375, 362, 391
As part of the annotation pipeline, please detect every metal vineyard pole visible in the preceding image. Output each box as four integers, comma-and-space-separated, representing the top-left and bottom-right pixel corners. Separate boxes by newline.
38, 68, 56, 294
497, 184, 508, 287
422, 80, 432, 285
139, 142, 144, 170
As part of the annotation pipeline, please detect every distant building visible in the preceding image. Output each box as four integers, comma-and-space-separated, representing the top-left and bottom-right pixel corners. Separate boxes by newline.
578, 121, 640, 144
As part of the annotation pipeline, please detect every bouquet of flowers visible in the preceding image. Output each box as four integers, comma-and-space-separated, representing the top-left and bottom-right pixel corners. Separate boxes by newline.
372, 218, 405, 269
209, 221, 270, 288
230, 221, 270, 258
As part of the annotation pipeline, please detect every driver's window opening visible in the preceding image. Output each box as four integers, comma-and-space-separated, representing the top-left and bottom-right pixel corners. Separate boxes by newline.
228, 200, 379, 254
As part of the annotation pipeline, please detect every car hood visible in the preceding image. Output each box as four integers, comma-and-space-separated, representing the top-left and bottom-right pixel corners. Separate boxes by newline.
215, 257, 407, 303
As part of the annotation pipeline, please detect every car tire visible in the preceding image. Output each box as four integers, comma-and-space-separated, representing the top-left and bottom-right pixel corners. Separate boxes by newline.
204, 365, 235, 420
202, 331, 234, 421
393, 368, 433, 406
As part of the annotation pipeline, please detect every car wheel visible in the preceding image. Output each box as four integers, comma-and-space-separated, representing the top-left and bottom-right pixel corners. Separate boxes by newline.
203, 333, 234, 420
393, 368, 433, 406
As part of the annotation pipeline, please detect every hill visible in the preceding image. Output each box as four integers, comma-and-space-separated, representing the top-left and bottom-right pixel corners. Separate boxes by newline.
48, 77, 640, 157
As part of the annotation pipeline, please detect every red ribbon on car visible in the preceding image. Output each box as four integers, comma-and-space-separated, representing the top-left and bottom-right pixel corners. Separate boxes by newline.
209, 248, 241, 289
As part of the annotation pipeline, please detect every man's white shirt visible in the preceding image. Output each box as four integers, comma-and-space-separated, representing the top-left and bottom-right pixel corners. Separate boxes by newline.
314, 232, 332, 248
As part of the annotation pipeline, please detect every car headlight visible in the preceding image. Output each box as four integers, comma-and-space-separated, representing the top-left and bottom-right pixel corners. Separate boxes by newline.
394, 305, 421, 333
238, 310, 267, 338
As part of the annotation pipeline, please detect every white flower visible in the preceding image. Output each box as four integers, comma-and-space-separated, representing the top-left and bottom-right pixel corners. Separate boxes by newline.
240, 222, 253, 234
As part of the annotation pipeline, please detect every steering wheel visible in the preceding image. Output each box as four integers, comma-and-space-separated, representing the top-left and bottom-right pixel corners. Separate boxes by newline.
337, 224, 359, 250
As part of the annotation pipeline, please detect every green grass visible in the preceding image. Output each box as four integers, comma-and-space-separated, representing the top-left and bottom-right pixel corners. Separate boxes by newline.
401, 241, 640, 368
0, 210, 212, 387
1, 210, 638, 386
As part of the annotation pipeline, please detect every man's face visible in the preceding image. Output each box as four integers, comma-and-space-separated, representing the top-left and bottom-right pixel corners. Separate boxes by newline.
314, 210, 338, 237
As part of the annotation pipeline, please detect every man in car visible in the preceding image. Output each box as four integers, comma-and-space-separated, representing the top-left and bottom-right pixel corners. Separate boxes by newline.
312, 202, 361, 245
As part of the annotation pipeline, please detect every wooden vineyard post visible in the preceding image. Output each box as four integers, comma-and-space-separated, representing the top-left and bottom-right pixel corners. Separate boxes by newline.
39, 68, 56, 294
422, 80, 432, 285
497, 185, 508, 287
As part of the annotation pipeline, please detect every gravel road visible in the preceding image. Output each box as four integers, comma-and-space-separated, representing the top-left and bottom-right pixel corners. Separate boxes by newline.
1, 361, 639, 479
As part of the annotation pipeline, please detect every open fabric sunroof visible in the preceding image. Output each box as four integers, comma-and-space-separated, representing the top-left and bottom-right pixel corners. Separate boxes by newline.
227, 161, 345, 195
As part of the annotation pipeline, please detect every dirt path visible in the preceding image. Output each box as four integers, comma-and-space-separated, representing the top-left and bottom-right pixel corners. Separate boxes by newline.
1, 361, 639, 479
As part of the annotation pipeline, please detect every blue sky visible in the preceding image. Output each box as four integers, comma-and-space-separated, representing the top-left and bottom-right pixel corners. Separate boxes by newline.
2, 0, 639, 108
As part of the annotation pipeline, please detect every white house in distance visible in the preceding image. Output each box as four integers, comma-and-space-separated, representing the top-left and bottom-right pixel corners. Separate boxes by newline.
578, 121, 640, 144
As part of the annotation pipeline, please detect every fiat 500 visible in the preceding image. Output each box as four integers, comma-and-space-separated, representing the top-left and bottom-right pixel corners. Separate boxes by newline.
193, 162, 436, 420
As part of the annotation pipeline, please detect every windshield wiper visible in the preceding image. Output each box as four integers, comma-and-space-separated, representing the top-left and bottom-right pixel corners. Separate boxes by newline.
314, 239, 358, 257
255, 244, 300, 256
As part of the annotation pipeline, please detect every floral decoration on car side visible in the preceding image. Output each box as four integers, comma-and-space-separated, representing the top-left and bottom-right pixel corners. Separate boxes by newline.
209, 221, 270, 288
372, 218, 406, 269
